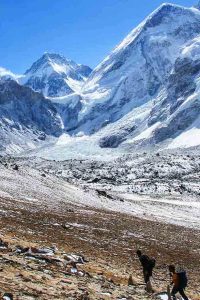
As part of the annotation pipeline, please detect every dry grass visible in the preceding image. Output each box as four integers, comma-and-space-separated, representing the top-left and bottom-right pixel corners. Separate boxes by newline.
0, 196, 199, 299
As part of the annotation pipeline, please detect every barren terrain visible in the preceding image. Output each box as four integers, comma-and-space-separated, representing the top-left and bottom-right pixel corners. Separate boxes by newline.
0, 154, 199, 299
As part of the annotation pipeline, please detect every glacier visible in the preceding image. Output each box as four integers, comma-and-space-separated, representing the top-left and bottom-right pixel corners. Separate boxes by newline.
1, 3, 200, 157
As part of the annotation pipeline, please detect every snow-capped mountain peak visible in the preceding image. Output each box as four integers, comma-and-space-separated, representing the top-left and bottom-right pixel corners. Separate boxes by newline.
67, 2, 200, 154
21, 53, 92, 97
25, 53, 76, 76
86, 2, 197, 81
2, 2, 200, 155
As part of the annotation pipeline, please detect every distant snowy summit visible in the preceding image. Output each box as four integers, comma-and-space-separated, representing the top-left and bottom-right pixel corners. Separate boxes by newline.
0, 53, 92, 98
20, 53, 92, 97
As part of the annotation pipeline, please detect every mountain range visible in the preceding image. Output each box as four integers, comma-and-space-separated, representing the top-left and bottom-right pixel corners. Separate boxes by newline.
1, 2, 200, 156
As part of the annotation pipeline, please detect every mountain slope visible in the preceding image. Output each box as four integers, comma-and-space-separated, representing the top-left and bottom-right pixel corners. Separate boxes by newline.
0, 53, 92, 154
0, 79, 63, 154
72, 3, 200, 143
20, 53, 92, 97
119, 34, 200, 150
48, 2, 200, 153
2, 3, 200, 155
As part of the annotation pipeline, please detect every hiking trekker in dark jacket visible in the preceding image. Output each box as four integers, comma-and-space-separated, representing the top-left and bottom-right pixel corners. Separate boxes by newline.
136, 250, 156, 292
168, 265, 189, 300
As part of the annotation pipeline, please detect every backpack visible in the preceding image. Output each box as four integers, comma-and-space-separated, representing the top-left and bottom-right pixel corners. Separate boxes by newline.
178, 271, 188, 288
140, 255, 156, 270
148, 258, 156, 269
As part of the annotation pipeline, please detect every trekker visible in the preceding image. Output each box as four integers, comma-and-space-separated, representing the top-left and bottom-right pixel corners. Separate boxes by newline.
168, 265, 189, 300
136, 250, 156, 292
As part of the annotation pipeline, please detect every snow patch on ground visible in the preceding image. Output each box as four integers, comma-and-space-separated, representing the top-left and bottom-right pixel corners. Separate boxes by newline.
169, 127, 200, 149
126, 122, 161, 143
2, 154, 200, 230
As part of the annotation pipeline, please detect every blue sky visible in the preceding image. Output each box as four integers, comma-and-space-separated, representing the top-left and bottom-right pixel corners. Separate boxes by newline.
0, 0, 196, 73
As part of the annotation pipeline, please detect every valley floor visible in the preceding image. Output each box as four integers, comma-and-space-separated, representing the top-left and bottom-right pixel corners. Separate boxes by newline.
0, 196, 199, 299
0, 154, 199, 299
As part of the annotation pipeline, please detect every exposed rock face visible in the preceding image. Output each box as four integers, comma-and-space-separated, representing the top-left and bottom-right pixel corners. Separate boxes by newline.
2, 4, 200, 154
0, 53, 92, 153
75, 4, 200, 137
0, 79, 62, 135
55, 94, 83, 131
25, 71, 74, 97
141, 55, 200, 144
57, 3, 200, 152
0, 79, 63, 153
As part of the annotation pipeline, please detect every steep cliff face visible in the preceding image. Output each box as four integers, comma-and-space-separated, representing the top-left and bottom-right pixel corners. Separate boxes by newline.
73, 4, 200, 137
97, 36, 200, 150
0, 80, 63, 154
64, 3, 200, 152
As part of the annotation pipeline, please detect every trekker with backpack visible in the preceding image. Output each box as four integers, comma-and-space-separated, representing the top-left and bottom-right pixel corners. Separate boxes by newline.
136, 250, 156, 292
168, 265, 189, 300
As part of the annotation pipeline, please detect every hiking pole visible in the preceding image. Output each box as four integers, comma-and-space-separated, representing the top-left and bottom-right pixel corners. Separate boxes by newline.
167, 270, 173, 300
167, 284, 171, 300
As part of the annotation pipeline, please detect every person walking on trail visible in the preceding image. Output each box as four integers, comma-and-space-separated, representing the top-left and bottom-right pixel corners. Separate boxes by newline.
136, 250, 156, 292
168, 265, 189, 300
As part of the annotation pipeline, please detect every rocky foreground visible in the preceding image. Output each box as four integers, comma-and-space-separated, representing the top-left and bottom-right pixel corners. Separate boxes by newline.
0, 154, 199, 299
0, 195, 199, 299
